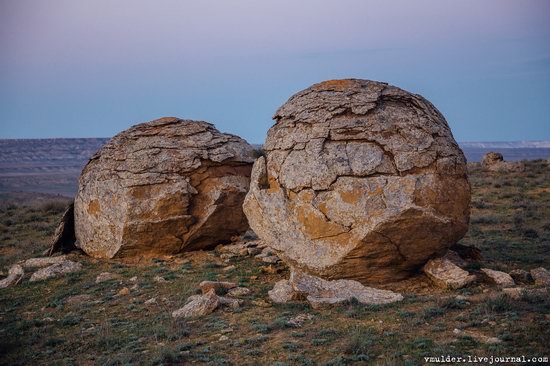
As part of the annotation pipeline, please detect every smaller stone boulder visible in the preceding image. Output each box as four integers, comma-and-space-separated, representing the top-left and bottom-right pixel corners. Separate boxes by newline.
172, 289, 219, 318
482, 152, 524, 172
423, 258, 475, 289
95, 272, 121, 284
269, 280, 299, 303
0, 264, 24, 289
530, 267, 550, 286
30, 260, 82, 282
481, 268, 515, 288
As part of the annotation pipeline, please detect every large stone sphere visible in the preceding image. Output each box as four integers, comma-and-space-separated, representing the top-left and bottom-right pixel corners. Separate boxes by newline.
244, 79, 471, 284
75, 117, 255, 259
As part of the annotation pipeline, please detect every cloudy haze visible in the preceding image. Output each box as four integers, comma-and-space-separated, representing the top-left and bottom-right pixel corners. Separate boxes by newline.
1, 0, 549, 142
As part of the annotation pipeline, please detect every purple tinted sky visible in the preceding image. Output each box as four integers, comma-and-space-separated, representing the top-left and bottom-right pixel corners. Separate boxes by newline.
1, 0, 549, 142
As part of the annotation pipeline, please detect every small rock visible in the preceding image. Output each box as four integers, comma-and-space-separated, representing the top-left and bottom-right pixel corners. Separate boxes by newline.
116, 287, 130, 296
481, 268, 515, 288
218, 296, 242, 309
172, 290, 219, 318
251, 299, 272, 308
222, 265, 236, 272
220, 327, 234, 334
22, 256, 67, 269
199, 280, 237, 294
247, 247, 262, 256
530, 267, 550, 286
65, 294, 92, 305
0, 264, 24, 289
218, 335, 229, 341
30, 260, 82, 282
154, 276, 168, 283
95, 272, 120, 284
261, 256, 280, 264
227, 287, 251, 297
249, 275, 258, 281
453, 328, 502, 344
287, 313, 314, 327
129, 276, 138, 282
423, 258, 475, 289
509, 269, 532, 284
220, 253, 236, 261
455, 295, 467, 301
144, 297, 157, 305
268, 279, 297, 303
255, 247, 274, 259
130, 283, 139, 291
502, 287, 524, 300
261, 265, 279, 274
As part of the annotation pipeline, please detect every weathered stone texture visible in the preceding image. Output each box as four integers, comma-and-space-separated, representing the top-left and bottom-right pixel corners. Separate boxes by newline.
244, 79, 471, 284
74, 117, 255, 258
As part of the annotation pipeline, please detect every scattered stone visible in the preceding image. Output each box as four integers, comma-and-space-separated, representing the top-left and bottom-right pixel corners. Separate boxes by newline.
453, 328, 502, 344
268, 280, 298, 304
247, 247, 262, 256
116, 287, 130, 296
95, 272, 120, 284
22, 256, 67, 269
261, 265, 279, 274
199, 281, 237, 294
244, 79, 471, 284
502, 287, 524, 300
73, 117, 255, 259
0, 264, 24, 289
251, 299, 272, 308
481, 268, 515, 288
221, 327, 234, 334
218, 296, 242, 309
29, 260, 82, 282
509, 269, 532, 284
222, 265, 236, 272
154, 276, 168, 283
261, 256, 280, 264
530, 267, 550, 286
130, 283, 139, 291
227, 287, 251, 297
219, 335, 229, 341
65, 294, 92, 305
144, 297, 157, 305
172, 290, 220, 318
423, 258, 475, 289
288, 271, 403, 309
287, 313, 314, 327
129, 276, 138, 282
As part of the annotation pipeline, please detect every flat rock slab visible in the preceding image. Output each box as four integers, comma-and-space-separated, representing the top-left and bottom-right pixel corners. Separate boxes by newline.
22, 256, 67, 269
30, 260, 82, 282
95, 272, 121, 283
0, 264, 24, 289
423, 258, 475, 289
270, 271, 403, 308
172, 290, 219, 318
481, 268, 515, 288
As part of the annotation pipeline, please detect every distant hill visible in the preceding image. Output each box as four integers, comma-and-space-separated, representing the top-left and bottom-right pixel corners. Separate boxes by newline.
0, 138, 549, 196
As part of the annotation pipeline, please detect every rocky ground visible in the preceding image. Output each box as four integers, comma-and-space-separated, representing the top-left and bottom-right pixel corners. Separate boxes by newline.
0, 160, 549, 365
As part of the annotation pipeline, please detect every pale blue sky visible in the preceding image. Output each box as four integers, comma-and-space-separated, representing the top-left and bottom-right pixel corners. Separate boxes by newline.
1, 0, 549, 143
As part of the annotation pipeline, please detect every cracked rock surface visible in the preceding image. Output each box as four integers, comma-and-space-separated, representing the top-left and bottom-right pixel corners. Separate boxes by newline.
244, 79, 471, 284
75, 117, 255, 258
